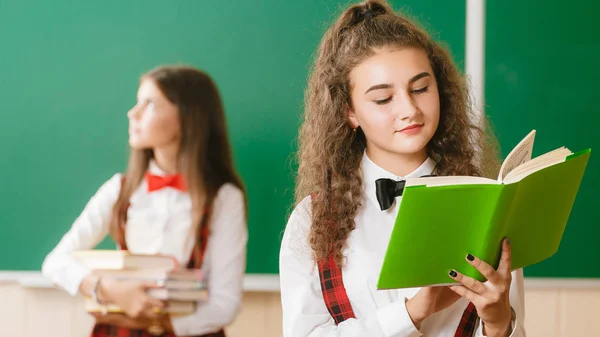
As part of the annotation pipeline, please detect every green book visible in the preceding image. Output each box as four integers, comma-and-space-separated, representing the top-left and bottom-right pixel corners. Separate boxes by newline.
377, 130, 591, 289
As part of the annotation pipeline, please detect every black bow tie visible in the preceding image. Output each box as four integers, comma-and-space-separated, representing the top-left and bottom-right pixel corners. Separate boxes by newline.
375, 175, 435, 211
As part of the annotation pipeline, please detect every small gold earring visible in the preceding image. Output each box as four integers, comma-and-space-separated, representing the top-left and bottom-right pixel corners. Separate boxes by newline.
353, 127, 357, 132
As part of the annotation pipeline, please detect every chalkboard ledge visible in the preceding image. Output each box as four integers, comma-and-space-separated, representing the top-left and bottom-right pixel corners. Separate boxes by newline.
1, 272, 600, 291
523, 277, 600, 289
0, 271, 281, 292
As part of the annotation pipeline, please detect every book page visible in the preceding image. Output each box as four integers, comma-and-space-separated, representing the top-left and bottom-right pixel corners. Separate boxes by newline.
503, 147, 572, 184
405, 175, 498, 188
498, 130, 536, 181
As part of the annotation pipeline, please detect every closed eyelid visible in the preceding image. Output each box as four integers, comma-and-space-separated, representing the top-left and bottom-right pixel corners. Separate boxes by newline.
411, 84, 429, 91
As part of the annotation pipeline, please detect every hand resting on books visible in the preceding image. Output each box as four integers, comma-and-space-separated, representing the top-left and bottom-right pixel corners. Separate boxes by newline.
97, 277, 166, 319
448, 238, 513, 337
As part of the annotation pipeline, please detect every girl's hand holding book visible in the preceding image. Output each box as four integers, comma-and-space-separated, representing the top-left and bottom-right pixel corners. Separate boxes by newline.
448, 238, 513, 337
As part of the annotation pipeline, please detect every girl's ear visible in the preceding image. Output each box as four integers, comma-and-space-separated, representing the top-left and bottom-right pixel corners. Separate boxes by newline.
347, 109, 359, 129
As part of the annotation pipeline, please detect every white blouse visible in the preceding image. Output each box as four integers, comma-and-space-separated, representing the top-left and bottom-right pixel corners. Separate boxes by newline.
280, 153, 525, 337
42, 161, 247, 336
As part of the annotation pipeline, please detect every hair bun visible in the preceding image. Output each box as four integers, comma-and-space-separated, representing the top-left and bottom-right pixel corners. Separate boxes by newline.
357, 1, 388, 20
344, 1, 390, 31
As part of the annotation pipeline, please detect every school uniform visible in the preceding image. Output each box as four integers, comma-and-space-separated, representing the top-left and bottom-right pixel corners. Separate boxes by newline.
42, 160, 247, 337
279, 152, 526, 337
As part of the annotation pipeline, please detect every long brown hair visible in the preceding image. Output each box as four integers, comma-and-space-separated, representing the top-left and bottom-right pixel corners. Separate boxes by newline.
110, 65, 245, 247
296, 0, 499, 265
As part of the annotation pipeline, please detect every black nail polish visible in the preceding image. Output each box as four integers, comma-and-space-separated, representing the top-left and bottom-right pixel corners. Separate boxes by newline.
449, 270, 457, 277
505, 238, 510, 245
466, 254, 475, 261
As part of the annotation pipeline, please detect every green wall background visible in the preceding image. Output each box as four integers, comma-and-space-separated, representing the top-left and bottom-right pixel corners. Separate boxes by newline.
5, 0, 596, 278
486, 0, 599, 277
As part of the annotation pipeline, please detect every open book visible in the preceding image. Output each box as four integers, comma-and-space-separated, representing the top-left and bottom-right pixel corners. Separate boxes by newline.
377, 130, 591, 289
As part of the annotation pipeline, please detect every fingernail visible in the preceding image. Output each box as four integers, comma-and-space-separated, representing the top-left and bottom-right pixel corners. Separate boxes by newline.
466, 254, 475, 261
505, 238, 510, 245
449, 270, 457, 277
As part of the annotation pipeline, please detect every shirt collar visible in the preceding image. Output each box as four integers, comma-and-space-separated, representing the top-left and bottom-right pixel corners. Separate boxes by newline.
148, 159, 167, 175
362, 151, 437, 208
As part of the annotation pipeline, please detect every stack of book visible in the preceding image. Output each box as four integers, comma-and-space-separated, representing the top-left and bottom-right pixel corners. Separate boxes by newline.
73, 250, 207, 315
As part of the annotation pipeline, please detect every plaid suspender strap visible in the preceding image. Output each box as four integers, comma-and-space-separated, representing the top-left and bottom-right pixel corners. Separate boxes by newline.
317, 254, 356, 324
311, 192, 356, 324
187, 203, 212, 269
454, 302, 478, 337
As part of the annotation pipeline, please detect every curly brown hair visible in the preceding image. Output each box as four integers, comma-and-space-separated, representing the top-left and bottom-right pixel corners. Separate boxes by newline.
296, 0, 499, 266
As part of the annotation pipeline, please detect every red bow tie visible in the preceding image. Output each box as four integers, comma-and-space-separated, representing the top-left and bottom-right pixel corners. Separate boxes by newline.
145, 172, 187, 192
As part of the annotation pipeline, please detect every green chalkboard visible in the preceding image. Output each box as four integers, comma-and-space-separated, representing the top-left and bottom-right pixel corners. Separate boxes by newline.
486, 0, 599, 277
0, 1, 464, 274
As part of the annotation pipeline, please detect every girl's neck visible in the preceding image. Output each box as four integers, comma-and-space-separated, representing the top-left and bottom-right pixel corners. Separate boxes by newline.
366, 146, 428, 177
153, 144, 179, 175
